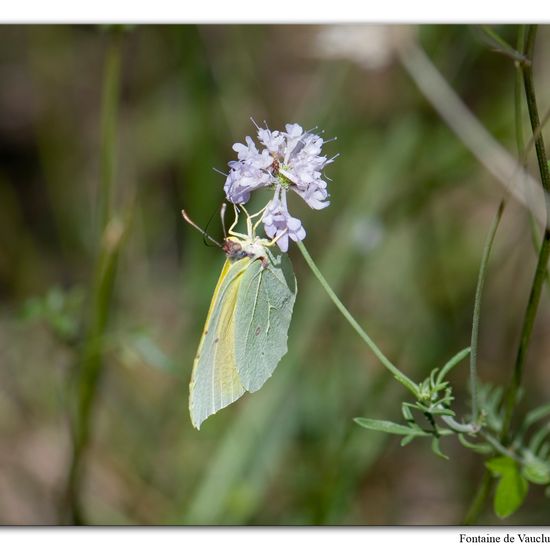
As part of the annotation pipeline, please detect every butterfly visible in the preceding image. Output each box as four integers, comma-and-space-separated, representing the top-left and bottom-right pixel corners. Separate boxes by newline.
182, 205, 297, 430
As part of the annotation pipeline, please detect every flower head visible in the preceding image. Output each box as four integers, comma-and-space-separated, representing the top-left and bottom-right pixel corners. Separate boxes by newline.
223, 121, 336, 250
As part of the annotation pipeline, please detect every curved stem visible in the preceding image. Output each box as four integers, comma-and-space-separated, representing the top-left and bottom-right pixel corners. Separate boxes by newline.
470, 201, 505, 424
98, 29, 122, 234
501, 24, 550, 442
297, 240, 419, 398
481, 431, 525, 465
464, 470, 492, 525
63, 29, 124, 524
480, 26, 529, 65
441, 414, 478, 434
465, 24, 532, 526
515, 25, 527, 160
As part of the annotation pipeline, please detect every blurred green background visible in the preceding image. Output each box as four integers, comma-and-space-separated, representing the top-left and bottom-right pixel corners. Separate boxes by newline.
0, 24, 549, 525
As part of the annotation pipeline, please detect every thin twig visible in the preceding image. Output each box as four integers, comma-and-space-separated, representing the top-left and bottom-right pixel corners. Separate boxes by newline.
297, 240, 419, 398
470, 201, 505, 424
397, 40, 547, 228
501, 24, 550, 442
464, 470, 492, 525
479, 26, 530, 65
63, 28, 124, 525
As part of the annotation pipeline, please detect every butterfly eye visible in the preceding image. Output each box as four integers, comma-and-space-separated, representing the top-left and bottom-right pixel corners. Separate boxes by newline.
223, 239, 247, 261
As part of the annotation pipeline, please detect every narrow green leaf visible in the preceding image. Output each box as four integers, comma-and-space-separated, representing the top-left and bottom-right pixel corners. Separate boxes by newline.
529, 423, 550, 455
429, 408, 456, 417
354, 418, 427, 436
431, 437, 449, 460
429, 368, 438, 389
400, 434, 416, 447
522, 452, 550, 485
458, 433, 492, 454
436, 347, 471, 385
479, 26, 527, 63
401, 403, 414, 422
525, 402, 550, 428
522, 464, 550, 485
470, 201, 505, 424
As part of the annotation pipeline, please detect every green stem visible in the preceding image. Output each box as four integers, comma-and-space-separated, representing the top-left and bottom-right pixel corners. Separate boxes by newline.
465, 24, 531, 526
515, 26, 550, 289
480, 26, 529, 64
436, 347, 471, 385
98, 29, 122, 234
461, 200, 507, 523
63, 29, 124, 525
521, 26, 550, 194
464, 470, 492, 525
470, 201, 505, 424
514, 25, 526, 159
440, 414, 478, 434
481, 430, 525, 464
501, 24, 550, 442
297, 240, 419, 398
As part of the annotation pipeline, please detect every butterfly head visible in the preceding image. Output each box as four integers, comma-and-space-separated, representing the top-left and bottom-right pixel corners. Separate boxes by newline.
223, 235, 271, 267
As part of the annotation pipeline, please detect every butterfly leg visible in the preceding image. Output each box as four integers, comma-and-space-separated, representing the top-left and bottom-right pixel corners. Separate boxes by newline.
227, 204, 249, 240
254, 228, 290, 268
251, 205, 269, 236
266, 227, 289, 248
238, 203, 269, 239
249, 204, 268, 220
228, 204, 240, 234
239, 204, 255, 238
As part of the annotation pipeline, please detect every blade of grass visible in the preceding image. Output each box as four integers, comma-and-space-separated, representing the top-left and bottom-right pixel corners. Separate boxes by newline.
63, 28, 125, 525
501, 25, 550, 442
397, 39, 547, 228
470, 201, 505, 424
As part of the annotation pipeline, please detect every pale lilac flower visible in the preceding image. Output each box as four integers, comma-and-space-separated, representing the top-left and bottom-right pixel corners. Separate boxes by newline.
223, 121, 337, 250
262, 186, 306, 253
224, 162, 270, 204
225, 122, 335, 208
256, 127, 285, 154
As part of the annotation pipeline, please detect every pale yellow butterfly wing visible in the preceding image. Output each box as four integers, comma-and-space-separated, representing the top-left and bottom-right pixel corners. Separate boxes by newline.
189, 257, 250, 429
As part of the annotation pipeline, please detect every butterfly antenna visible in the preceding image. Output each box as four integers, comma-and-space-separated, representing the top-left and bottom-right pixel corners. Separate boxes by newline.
212, 167, 228, 177
203, 208, 222, 247
181, 210, 222, 248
